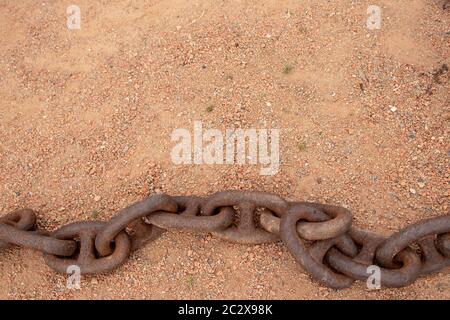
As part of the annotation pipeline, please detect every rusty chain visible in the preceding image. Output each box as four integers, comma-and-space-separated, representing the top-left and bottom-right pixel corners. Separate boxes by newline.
0, 190, 449, 289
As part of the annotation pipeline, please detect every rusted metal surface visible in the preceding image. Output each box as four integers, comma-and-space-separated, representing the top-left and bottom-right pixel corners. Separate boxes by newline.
95, 194, 177, 256
148, 196, 235, 232
375, 215, 450, 269
0, 224, 77, 256
294, 202, 352, 241
0, 209, 36, 249
437, 233, 450, 257
325, 228, 422, 287
44, 221, 131, 274
279, 203, 356, 289
259, 201, 352, 240
418, 236, 450, 274
1, 190, 449, 288
202, 191, 287, 244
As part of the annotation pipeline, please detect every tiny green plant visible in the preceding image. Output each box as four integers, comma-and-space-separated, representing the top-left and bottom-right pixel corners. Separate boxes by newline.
187, 276, 194, 289
206, 104, 214, 112
283, 64, 294, 74
92, 210, 100, 219
298, 141, 307, 151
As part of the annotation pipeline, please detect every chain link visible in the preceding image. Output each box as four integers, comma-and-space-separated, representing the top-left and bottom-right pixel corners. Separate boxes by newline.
0, 191, 449, 289
0, 209, 36, 249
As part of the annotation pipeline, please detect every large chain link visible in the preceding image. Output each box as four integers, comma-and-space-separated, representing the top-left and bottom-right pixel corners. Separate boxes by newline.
1, 191, 449, 289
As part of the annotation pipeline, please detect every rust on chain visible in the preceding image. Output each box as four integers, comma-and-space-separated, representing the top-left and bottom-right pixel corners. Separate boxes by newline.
294, 202, 352, 241
127, 196, 203, 250
375, 215, 450, 272
147, 196, 234, 232
201, 191, 289, 244
125, 218, 165, 252
148, 207, 234, 232
417, 236, 450, 274
44, 221, 131, 274
259, 201, 352, 241
436, 233, 450, 257
0, 224, 77, 256
95, 194, 178, 256
201, 191, 289, 217
279, 203, 356, 289
210, 202, 280, 244
1, 190, 449, 288
0, 209, 36, 249
325, 228, 422, 287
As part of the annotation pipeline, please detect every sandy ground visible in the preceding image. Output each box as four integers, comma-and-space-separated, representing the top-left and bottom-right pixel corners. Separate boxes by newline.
0, 0, 449, 299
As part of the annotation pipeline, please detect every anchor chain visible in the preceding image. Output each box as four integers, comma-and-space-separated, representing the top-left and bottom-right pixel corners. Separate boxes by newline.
1, 191, 449, 289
